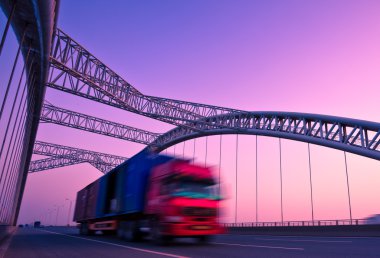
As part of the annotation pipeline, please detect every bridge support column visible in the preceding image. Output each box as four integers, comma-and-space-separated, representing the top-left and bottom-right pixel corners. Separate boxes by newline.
192, 139, 196, 163
0, 26, 26, 120
0, 50, 32, 223
204, 136, 208, 167
218, 135, 222, 223
279, 138, 284, 223
344, 152, 353, 223
307, 143, 315, 222
0, 75, 31, 222
182, 141, 186, 158
256, 135, 258, 223
0, 0, 16, 56
235, 134, 238, 223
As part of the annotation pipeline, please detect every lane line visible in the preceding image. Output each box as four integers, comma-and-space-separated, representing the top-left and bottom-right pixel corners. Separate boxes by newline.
39, 230, 188, 258
227, 234, 380, 240
212, 242, 304, 251
254, 237, 352, 243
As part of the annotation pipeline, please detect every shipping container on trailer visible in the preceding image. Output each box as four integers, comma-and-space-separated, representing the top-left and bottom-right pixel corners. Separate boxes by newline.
73, 179, 100, 222
74, 149, 223, 243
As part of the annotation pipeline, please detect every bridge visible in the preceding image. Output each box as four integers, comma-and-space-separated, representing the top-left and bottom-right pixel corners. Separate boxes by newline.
1, 0, 380, 257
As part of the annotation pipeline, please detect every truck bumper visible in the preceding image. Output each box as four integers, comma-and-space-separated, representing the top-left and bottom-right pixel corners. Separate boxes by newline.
162, 222, 224, 236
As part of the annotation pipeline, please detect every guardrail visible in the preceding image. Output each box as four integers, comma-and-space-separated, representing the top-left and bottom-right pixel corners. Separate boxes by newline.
223, 219, 369, 227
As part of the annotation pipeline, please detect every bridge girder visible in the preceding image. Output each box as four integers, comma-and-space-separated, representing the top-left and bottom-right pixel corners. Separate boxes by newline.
32, 141, 127, 173
29, 157, 84, 173
47, 29, 240, 130
41, 103, 159, 145
29, 154, 114, 173
150, 111, 380, 161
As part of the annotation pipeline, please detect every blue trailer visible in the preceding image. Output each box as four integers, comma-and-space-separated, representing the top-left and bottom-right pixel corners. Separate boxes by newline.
74, 150, 173, 234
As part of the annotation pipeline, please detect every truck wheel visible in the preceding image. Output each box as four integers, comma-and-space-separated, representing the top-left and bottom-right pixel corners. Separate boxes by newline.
151, 219, 171, 245
79, 223, 86, 235
102, 230, 115, 236
197, 235, 211, 244
80, 223, 94, 236
117, 225, 126, 239
118, 221, 142, 242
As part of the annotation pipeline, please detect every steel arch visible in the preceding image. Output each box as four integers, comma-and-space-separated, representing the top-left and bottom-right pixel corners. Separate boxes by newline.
149, 111, 380, 161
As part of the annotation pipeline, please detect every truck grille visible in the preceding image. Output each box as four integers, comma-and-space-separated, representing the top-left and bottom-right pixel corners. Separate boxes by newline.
182, 207, 216, 217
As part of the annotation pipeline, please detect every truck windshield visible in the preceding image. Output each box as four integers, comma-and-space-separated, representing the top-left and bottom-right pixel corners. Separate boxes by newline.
170, 181, 220, 200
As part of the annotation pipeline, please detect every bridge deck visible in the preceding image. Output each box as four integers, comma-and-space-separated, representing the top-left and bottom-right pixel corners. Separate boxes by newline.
2, 227, 380, 257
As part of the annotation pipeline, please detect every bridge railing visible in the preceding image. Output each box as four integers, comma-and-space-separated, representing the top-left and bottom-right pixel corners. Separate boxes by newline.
223, 219, 369, 227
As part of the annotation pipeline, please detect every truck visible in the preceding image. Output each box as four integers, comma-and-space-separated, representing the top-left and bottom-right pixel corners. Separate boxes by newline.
73, 150, 223, 243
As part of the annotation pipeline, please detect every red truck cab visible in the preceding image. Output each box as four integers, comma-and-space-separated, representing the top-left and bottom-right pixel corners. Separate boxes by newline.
146, 159, 223, 242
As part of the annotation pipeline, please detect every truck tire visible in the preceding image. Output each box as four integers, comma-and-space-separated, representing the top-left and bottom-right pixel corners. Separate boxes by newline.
117, 224, 125, 239
151, 219, 171, 245
197, 235, 212, 244
79, 223, 94, 236
102, 230, 115, 236
117, 221, 142, 242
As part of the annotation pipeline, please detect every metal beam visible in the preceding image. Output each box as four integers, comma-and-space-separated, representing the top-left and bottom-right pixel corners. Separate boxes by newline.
48, 29, 240, 129
41, 103, 160, 145
150, 111, 380, 161
28, 157, 85, 173
33, 141, 127, 169
28, 153, 115, 173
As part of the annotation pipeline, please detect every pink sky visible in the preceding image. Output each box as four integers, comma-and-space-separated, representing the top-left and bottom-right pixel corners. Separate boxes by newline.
4, 0, 380, 225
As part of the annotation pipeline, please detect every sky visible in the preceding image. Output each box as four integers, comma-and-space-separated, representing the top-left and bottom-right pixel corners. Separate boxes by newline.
2, 0, 380, 225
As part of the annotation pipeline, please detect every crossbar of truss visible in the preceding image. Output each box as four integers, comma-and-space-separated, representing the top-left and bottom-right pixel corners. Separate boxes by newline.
41, 103, 159, 145
33, 141, 127, 167
28, 154, 115, 173
29, 157, 85, 173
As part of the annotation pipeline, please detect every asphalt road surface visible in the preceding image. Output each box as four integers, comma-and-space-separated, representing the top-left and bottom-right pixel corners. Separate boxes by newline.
3, 227, 380, 257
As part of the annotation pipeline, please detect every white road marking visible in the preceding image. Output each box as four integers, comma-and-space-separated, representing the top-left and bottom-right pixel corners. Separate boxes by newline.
212, 242, 304, 251
254, 237, 352, 243
229, 234, 380, 240
40, 229, 189, 258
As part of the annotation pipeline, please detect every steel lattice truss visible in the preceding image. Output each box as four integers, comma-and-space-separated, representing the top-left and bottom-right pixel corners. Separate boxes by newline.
37, 27, 380, 176
41, 103, 159, 145
29, 155, 114, 174
150, 111, 380, 160
48, 29, 240, 129
31, 141, 127, 173
29, 157, 84, 173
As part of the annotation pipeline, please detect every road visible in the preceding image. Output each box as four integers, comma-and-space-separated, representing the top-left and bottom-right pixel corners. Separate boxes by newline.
3, 227, 380, 257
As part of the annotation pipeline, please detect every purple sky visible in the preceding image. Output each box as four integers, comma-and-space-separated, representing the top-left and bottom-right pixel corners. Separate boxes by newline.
11, 0, 380, 224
